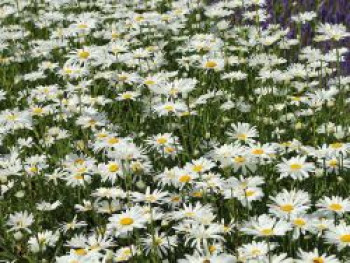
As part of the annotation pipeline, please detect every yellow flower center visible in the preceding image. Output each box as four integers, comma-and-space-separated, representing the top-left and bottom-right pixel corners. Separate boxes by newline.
107, 137, 119, 145
122, 248, 132, 256
135, 15, 144, 22
6, 114, 18, 121
280, 204, 294, 212
154, 237, 163, 246
64, 68, 73, 74
171, 196, 180, 202
179, 174, 191, 183
192, 164, 204, 173
74, 158, 85, 165
78, 51, 90, 59
252, 148, 264, 155
340, 234, 350, 243
131, 162, 142, 172
165, 147, 175, 153
164, 105, 175, 111
97, 133, 107, 138
111, 32, 119, 39
234, 156, 246, 163
122, 93, 133, 99
88, 119, 97, 126
78, 24, 88, 29
77, 167, 87, 173
292, 96, 301, 101
74, 248, 87, 256
290, 163, 302, 171
293, 218, 306, 227
205, 61, 217, 68
144, 80, 155, 85
237, 133, 247, 140
156, 137, 168, 145
245, 189, 255, 197
120, 217, 134, 226
260, 228, 273, 236
29, 166, 38, 173
192, 191, 203, 198
208, 245, 216, 253
251, 248, 262, 255
329, 203, 343, 211
330, 143, 343, 149
32, 107, 43, 114
108, 163, 119, 173
312, 257, 324, 263
328, 160, 338, 167
185, 212, 195, 217
74, 174, 84, 180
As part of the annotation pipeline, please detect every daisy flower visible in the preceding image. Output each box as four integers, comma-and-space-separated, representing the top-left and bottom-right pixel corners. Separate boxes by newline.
296, 249, 340, 263
36, 200, 61, 211
200, 57, 225, 71
241, 214, 291, 237
153, 101, 188, 116
320, 156, 350, 174
171, 202, 213, 222
146, 133, 179, 152
227, 122, 259, 144
91, 187, 126, 200
324, 222, 350, 250
316, 196, 350, 216
97, 160, 123, 184
172, 167, 199, 188
237, 241, 272, 262
249, 143, 276, 160
94, 200, 121, 214
28, 230, 59, 253
269, 189, 311, 219
315, 23, 350, 42
276, 155, 315, 180
290, 214, 314, 240
113, 245, 139, 262
67, 46, 100, 66
56, 249, 102, 263
184, 223, 224, 251
116, 91, 140, 101
7, 211, 34, 233
178, 252, 236, 263
107, 206, 147, 236
60, 215, 87, 233
140, 229, 177, 256
93, 134, 123, 152
309, 214, 333, 236
185, 157, 216, 174
132, 187, 169, 204
328, 142, 349, 156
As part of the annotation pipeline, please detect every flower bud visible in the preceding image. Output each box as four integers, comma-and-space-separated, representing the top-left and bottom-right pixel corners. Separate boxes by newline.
136, 180, 146, 190
15, 191, 25, 198
14, 232, 23, 240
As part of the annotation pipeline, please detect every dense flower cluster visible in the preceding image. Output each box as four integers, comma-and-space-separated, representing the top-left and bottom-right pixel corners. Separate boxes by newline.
0, 0, 349, 262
